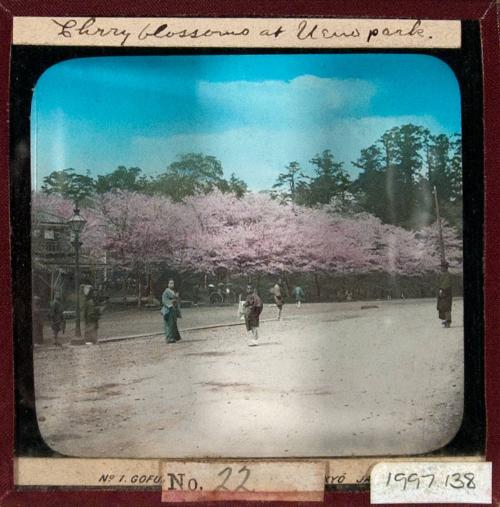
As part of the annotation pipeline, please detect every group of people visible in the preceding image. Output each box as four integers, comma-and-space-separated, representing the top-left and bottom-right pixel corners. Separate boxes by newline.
161, 266, 454, 349
32, 286, 100, 346
34, 266, 452, 348
271, 280, 306, 318
161, 279, 306, 347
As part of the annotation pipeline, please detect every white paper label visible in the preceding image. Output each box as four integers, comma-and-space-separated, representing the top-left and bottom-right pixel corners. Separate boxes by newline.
160, 461, 325, 502
371, 462, 492, 504
13, 17, 461, 49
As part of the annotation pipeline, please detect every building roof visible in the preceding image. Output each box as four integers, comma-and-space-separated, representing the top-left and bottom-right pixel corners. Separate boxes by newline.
33, 209, 69, 225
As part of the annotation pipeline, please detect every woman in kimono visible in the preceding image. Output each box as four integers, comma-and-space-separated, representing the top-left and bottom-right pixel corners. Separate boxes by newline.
162, 279, 182, 343
292, 286, 305, 308
83, 286, 100, 344
49, 294, 65, 346
437, 261, 452, 328
243, 285, 263, 347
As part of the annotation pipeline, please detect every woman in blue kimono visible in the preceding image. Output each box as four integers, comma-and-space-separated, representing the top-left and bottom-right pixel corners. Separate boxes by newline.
292, 286, 305, 308
161, 279, 182, 343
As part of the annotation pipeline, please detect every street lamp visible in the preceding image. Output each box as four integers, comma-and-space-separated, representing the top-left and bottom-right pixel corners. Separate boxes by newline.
67, 206, 87, 340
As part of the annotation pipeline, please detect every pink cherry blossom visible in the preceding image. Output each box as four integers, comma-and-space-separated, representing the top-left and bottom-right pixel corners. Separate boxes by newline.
32, 190, 462, 277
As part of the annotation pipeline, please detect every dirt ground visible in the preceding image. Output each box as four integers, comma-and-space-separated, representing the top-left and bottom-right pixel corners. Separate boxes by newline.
34, 299, 464, 458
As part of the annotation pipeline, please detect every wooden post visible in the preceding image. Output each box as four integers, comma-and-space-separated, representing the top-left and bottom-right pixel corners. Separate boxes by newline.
137, 263, 142, 309
432, 186, 446, 265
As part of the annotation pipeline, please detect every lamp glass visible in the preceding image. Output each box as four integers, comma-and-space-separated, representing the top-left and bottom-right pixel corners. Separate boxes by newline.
67, 209, 87, 235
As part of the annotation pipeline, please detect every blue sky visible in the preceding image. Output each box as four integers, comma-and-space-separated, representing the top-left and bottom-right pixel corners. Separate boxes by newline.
31, 54, 461, 190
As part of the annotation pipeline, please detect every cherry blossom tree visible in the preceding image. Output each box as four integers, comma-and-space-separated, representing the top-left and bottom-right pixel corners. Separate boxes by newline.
93, 191, 196, 304
33, 189, 463, 302
182, 191, 461, 279
413, 221, 462, 272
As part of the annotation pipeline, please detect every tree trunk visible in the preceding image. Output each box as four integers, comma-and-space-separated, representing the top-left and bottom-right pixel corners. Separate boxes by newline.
122, 272, 128, 305
254, 273, 261, 299
314, 273, 321, 300
137, 269, 142, 308
283, 275, 291, 298
147, 272, 154, 304
352, 274, 360, 299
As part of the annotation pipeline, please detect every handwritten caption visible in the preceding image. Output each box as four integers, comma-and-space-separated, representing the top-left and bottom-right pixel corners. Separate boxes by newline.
13, 17, 461, 49
159, 461, 325, 502
371, 462, 492, 504
50, 17, 429, 47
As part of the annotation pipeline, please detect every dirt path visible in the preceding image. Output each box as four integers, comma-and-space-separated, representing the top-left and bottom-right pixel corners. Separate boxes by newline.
34, 299, 463, 458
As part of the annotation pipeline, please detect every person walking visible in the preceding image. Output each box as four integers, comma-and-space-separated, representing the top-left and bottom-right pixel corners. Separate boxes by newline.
437, 261, 452, 328
49, 294, 65, 346
162, 279, 182, 344
271, 279, 285, 320
83, 286, 100, 344
292, 285, 305, 308
243, 285, 263, 347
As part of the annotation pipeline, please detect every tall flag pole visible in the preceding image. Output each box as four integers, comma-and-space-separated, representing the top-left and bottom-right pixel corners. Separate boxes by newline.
432, 186, 446, 265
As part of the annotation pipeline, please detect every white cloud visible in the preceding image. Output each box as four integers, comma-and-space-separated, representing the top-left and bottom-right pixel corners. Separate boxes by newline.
131, 114, 445, 190
197, 75, 376, 123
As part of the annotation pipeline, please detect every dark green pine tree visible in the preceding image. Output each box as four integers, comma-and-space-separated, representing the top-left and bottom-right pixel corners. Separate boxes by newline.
272, 161, 303, 202
300, 150, 351, 207
41, 168, 96, 205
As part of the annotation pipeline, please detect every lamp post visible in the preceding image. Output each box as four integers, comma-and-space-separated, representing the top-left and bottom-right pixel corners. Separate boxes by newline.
67, 206, 87, 340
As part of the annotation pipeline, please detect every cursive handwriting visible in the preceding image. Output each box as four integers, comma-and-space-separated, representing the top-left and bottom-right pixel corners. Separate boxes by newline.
366, 20, 425, 43
48, 17, 432, 48
296, 20, 361, 40
138, 23, 250, 41
51, 18, 132, 46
